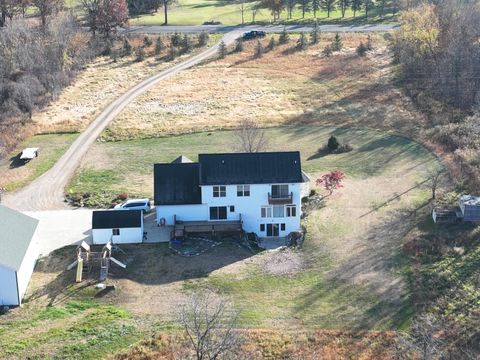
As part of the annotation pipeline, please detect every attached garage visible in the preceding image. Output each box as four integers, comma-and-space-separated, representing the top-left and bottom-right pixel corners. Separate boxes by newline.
0, 205, 39, 306
92, 210, 144, 244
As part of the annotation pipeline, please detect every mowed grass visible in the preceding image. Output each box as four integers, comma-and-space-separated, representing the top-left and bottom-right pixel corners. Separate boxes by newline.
0, 300, 140, 359
130, 0, 397, 26
0, 133, 78, 191
69, 125, 439, 330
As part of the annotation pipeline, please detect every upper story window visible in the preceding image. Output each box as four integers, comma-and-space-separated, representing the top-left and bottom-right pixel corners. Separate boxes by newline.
286, 205, 297, 217
237, 185, 250, 197
261, 206, 272, 218
271, 184, 289, 198
213, 186, 226, 197
272, 205, 284, 218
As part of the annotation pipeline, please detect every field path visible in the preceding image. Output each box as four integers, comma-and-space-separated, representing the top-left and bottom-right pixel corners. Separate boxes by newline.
3, 30, 242, 211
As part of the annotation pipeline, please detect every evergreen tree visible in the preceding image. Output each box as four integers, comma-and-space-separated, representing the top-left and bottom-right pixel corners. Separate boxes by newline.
198, 31, 209, 47
254, 40, 263, 58
278, 26, 289, 44
321, 0, 337, 18
331, 32, 343, 51
296, 32, 307, 51
123, 38, 132, 56
181, 34, 192, 54
323, 45, 333, 57
267, 36, 276, 50
312, 0, 320, 17
143, 36, 153, 47
171, 32, 181, 47
338, 0, 350, 17
218, 40, 227, 59
310, 20, 320, 44
298, 0, 310, 18
351, 0, 362, 17
285, 0, 296, 19
364, 0, 373, 18
169, 45, 177, 60
154, 36, 164, 55
234, 38, 244, 52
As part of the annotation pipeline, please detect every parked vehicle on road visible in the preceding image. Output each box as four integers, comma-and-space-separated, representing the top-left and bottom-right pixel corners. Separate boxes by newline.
114, 198, 151, 213
242, 30, 266, 40
203, 20, 222, 25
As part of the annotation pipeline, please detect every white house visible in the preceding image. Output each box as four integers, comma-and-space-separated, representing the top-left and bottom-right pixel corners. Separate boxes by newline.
92, 210, 144, 244
0, 205, 40, 306
154, 152, 309, 238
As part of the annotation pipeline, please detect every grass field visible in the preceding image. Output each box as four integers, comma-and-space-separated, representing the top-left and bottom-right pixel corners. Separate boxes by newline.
130, 0, 397, 26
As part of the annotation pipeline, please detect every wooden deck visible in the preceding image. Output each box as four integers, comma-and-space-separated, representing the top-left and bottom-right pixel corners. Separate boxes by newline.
172, 215, 243, 239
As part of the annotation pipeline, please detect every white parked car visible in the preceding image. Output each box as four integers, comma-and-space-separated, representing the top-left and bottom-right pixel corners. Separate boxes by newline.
114, 198, 151, 213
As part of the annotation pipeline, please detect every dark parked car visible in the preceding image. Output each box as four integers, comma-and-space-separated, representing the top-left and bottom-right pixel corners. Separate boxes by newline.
242, 30, 266, 40
203, 20, 222, 25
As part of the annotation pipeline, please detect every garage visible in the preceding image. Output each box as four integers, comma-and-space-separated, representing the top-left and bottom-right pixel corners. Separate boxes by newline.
0, 205, 40, 306
92, 210, 144, 244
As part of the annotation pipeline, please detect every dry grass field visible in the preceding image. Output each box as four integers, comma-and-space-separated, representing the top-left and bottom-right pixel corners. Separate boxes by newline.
105, 33, 426, 141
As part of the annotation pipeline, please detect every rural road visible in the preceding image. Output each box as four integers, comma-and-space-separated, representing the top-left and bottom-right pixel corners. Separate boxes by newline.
3, 30, 243, 211
126, 23, 399, 34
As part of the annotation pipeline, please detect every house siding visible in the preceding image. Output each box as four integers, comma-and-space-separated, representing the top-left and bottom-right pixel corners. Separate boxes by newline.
92, 225, 144, 244
16, 231, 40, 304
0, 265, 18, 306
156, 204, 208, 225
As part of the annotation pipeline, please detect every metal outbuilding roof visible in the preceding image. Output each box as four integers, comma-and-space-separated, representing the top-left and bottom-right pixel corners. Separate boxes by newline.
0, 205, 39, 271
459, 194, 480, 206
92, 210, 143, 229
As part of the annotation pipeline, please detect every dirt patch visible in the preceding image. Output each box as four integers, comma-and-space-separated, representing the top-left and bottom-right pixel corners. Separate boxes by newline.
260, 248, 305, 277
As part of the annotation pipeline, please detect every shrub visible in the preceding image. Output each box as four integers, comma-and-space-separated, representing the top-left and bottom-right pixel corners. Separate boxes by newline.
267, 36, 276, 51
171, 32, 181, 47
296, 33, 307, 51
218, 40, 227, 59
331, 33, 343, 51
143, 36, 152, 47
123, 38, 132, 55
254, 40, 263, 58
198, 31, 209, 47
234, 38, 244, 52
327, 135, 339, 151
366, 35, 373, 50
323, 45, 333, 57
154, 36, 164, 55
356, 42, 368, 56
181, 34, 192, 54
168, 46, 178, 61
310, 22, 319, 44
337, 144, 353, 153
278, 26, 289, 44
135, 46, 146, 62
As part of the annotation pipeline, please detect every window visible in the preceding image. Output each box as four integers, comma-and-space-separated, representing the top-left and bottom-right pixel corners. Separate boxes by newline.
261, 206, 272, 218
281, 223, 286, 231
271, 184, 289, 198
273, 205, 284, 218
286, 205, 297, 217
266, 224, 279, 237
112, 228, 120, 236
260, 224, 265, 232
210, 206, 227, 220
230, 205, 235, 212
237, 185, 250, 197
213, 186, 226, 197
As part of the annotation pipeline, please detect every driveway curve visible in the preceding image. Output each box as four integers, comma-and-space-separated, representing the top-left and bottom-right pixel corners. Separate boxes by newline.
3, 30, 242, 211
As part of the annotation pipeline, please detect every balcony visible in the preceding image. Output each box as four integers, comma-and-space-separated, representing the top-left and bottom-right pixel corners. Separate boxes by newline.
268, 192, 293, 205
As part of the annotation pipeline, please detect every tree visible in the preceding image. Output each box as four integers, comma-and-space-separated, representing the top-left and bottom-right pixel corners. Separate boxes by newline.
298, 0, 310, 18
331, 32, 342, 51
81, 0, 100, 36
327, 135, 339, 150
0, 0, 19, 27
267, 36, 276, 50
234, 119, 268, 152
154, 36, 164, 55
161, 0, 173, 24
181, 34, 191, 54
321, 0, 337, 18
177, 292, 240, 360
316, 170, 345, 195
96, 0, 129, 38
312, 0, 320, 17
323, 44, 333, 56
234, 38, 244, 52
278, 26, 289, 44
296, 32, 307, 50
428, 170, 443, 200
394, 314, 445, 360
364, 0, 373, 18
310, 20, 319, 44
33, 0, 63, 29
123, 37, 132, 55
338, 0, 350, 17
260, 0, 283, 21
351, 0, 362, 17
285, 0, 296, 19
237, 0, 246, 24
218, 40, 227, 59
198, 31, 209, 47
254, 40, 263, 58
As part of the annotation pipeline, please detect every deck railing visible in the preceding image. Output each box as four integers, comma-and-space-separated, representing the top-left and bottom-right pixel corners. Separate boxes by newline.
268, 192, 293, 204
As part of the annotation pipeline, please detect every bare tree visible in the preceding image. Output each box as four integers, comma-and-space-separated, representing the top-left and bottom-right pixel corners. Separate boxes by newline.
428, 169, 443, 201
33, 0, 63, 29
177, 292, 241, 360
234, 120, 268, 153
394, 314, 445, 360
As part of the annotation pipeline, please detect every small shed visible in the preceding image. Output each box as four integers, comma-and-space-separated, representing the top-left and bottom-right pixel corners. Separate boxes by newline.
92, 210, 144, 244
0, 205, 39, 306
459, 195, 480, 222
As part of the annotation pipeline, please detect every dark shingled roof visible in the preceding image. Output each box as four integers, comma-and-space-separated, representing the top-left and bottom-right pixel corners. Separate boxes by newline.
154, 163, 202, 205
198, 152, 303, 185
92, 210, 142, 229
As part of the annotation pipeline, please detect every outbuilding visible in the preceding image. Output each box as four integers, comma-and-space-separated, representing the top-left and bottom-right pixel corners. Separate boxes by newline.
92, 210, 144, 244
0, 205, 40, 306
459, 194, 480, 222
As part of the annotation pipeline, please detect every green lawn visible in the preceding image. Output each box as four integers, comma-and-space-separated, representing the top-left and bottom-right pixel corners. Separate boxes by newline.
130, 0, 397, 26
0, 133, 79, 191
